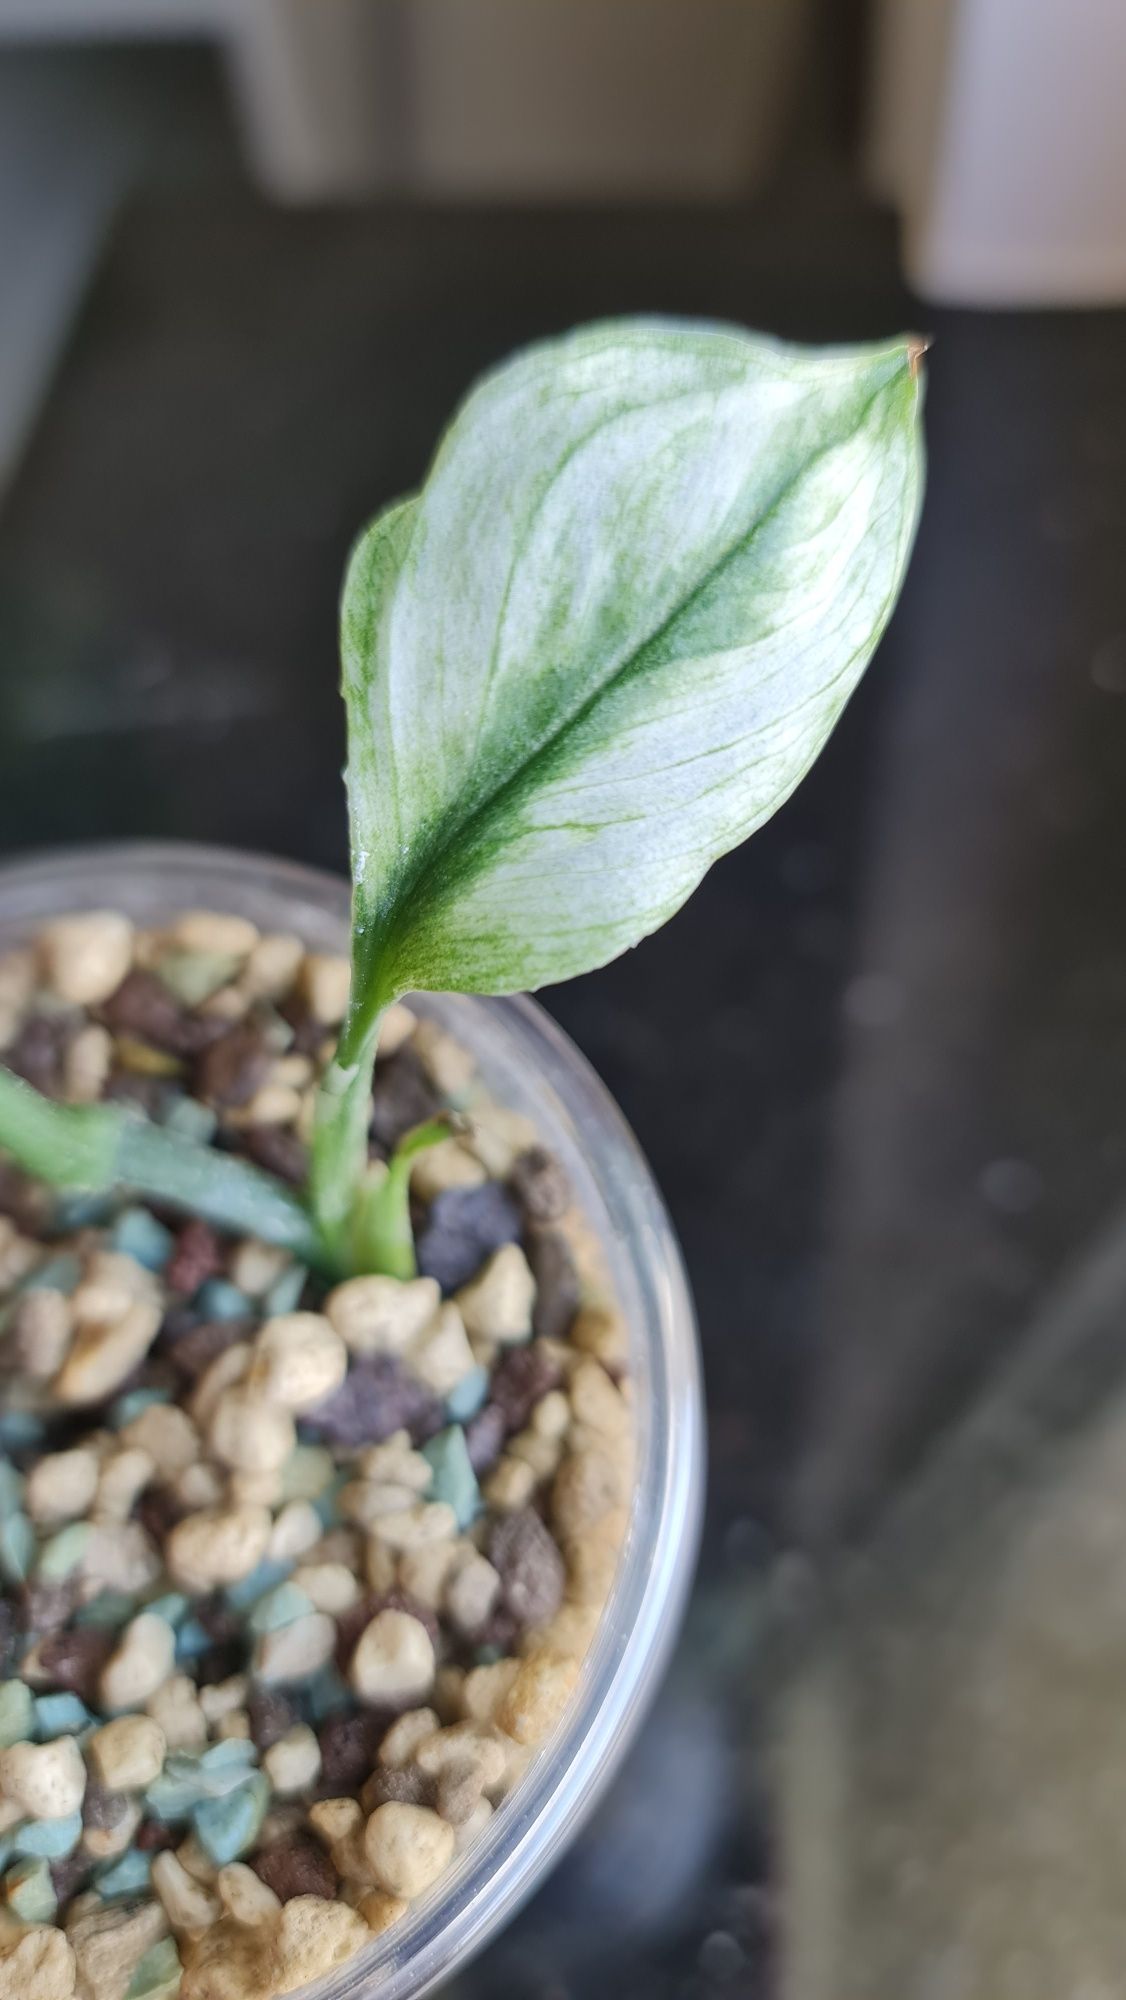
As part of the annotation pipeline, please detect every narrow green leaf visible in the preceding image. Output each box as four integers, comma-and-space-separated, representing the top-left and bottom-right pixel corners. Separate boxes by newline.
340, 320, 924, 1007
0, 1066, 118, 1188
115, 1120, 322, 1263
0, 1066, 321, 1264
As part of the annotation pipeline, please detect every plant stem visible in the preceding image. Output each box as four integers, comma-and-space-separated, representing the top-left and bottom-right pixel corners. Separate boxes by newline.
309, 1004, 384, 1257
0, 1065, 322, 1263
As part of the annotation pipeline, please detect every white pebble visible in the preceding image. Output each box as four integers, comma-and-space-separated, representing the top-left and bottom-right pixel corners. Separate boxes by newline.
455, 1244, 536, 1345
483, 1455, 536, 1512
263, 1725, 321, 1796
410, 1140, 486, 1201
363, 1801, 454, 1899
234, 1083, 302, 1127
290, 1561, 360, 1616
463, 1104, 537, 1178
199, 983, 250, 1022
0, 1735, 86, 1819
0, 947, 35, 1013
10, 1289, 72, 1380
54, 1299, 162, 1405
228, 1239, 291, 1297
378, 1003, 415, 1056
255, 1612, 336, 1686
71, 1249, 159, 1325
121, 1402, 200, 1477
267, 1501, 323, 1563
378, 1708, 439, 1770
175, 1462, 226, 1511
173, 911, 259, 957
454, 1795, 493, 1851
152, 1849, 222, 1937
188, 1342, 252, 1430
445, 1553, 501, 1637
370, 1501, 457, 1554
25, 1446, 98, 1524
357, 1435, 432, 1490
249, 1313, 347, 1412
0, 1220, 39, 1288
229, 1468, 283, 1510
217, 1861, 281, 1928
166, 1504, 272, 1592
82, 1521, 162, 1597
350, 1608, 435, 1707
507, 1428, 563, 1481
324, 1275, 440, 1357
413, 1721, 507, 1789
40, 911, 133, 1005
300, 952, 351, 1025
412, 1019, 476, 1097
407, 1303, 477, 1395
209, 1388, 295, 1473
64, 1022, 113, 1104
177, 1830, 220, 1886
146, 1675, 207, 1752
95, 1445, 155, 1523
100, 1612, 176, 1711
399, 1539, 465, 1612
89, 1715, 166, 1790
198, 1676, 248, 1724
239, 932, 304, 1002
340, 1479, 425, 1528
531, 1390, 571, 1440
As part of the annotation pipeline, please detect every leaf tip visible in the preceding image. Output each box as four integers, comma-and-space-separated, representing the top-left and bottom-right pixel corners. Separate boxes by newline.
906, 334, 932, 382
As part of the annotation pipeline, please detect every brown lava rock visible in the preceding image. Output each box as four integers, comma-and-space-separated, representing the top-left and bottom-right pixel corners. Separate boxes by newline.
248, 1688, 299, 1752
241, 1124, 308, 1186
5, 1015, 68, 1095
526, 1227, 581, 1343
361, 1764, 435, 1813
317, 1709, 386, 1794
195, 1026, 271, 1109
489, 1344, 563, 1436
101, 969, 221, 1057
489, 1507, 566, 1629
301, 1356, 443, 1450
35, 1626, 114, 1703
463, 1403, 506, 1475
369, 1048, 443, 1151
252, 1839, 338, 1904
165, 1218, 224, 1296
509, 1147, 570, 1224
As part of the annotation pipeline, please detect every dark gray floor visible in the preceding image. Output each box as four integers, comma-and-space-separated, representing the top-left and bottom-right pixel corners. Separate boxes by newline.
2, 186, 1126, 1996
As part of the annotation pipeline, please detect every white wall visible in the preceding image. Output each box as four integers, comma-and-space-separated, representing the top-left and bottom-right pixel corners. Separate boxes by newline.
869, 0, 1126, 305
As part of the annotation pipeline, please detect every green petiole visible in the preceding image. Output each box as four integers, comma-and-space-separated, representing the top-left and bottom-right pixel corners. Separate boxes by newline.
309, 1001, 385, 1263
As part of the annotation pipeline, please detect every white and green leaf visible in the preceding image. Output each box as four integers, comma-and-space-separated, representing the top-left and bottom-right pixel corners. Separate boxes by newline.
0, 318, 924, 1271
310, 318, 925, 1240
341, 319, 924, 1009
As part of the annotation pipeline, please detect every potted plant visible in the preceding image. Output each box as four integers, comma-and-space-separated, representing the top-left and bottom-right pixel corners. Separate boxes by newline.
0, 320, 923, 2000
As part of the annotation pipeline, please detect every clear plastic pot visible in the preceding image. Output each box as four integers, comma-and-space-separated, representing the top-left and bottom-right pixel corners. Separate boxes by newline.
0, 841, 704, 1999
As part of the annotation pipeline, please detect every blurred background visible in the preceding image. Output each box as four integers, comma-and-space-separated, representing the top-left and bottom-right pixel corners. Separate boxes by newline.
1, 4, 1125, 1996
